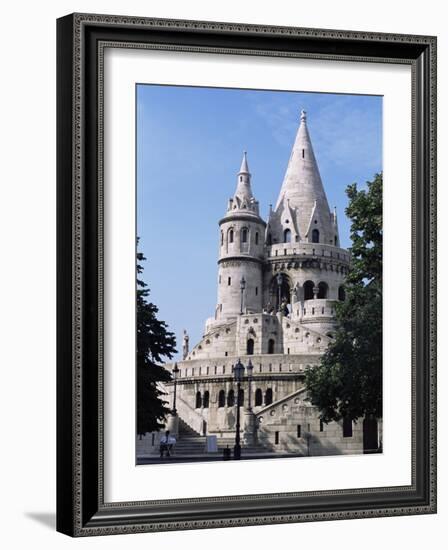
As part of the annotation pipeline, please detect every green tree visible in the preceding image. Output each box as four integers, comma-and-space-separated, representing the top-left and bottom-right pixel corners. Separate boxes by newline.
305, 173, 382, 423
137, 247, 177, 436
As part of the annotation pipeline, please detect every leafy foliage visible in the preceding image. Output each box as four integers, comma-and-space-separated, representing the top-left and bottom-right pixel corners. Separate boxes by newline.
137, 247, 177, 436
305, 173, 383, 423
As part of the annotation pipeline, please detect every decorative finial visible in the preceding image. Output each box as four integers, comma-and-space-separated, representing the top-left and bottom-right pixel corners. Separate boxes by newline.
300, 109, 307, 122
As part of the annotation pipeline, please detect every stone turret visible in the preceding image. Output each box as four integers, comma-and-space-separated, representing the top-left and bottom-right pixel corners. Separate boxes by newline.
267, 110, 339, 247
215, 152, 266, 323
263, 111, 349, 333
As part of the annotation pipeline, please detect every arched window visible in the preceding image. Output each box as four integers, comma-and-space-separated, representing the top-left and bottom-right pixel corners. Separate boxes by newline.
317, 282, 328, 299
227, 389, 235, 407
284, 228, 291, 243
255, 232, 259, 245
241, 228, 248, 243
334, 235, 338, 246
203, 391, 210, 408
195, 391, 202, 409
338, 286, 346, 301
303, 280, 315, 300
255, 388, 263, 406
246, 338, 254, 355
268, 339, 275, 354
229, 229, 234, 243
221, 231, 224, 246
266, 233, 272, 245
238, 388, 244, 407
311, 229, 320, 243
218, 389, 225, 408
265, 388, 273, 405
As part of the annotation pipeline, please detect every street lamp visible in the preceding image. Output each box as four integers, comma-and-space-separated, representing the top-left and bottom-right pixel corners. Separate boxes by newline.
172, 363, 179, 415
246, 358, 254, 411
233, 358, 245, 459
240, 277, 246, 315
276, 272, 283, 311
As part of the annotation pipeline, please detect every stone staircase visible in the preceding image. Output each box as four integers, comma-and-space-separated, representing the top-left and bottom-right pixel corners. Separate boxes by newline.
174, 417, 271, 457
174, 418, 209, 455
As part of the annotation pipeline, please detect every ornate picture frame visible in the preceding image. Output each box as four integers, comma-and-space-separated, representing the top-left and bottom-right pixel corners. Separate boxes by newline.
56, 13, 437, 536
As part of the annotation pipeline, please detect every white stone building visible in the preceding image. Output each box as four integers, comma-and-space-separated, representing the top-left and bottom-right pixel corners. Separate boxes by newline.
144, 110, 381, 458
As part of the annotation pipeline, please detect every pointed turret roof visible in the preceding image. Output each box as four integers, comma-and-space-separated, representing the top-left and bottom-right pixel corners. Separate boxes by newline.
274, 110, 334, 242
233, 151, 253, 203
229, 151, 254, 209
239, 150, 250, 174
223, 151, 264, 221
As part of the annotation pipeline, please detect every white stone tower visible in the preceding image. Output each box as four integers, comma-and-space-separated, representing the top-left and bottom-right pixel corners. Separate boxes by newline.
215, 152, 266, 323
264, 110, 349, 334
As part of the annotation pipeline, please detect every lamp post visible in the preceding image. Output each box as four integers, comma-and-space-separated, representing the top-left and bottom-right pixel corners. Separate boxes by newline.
233, 358, 245, 459
240, 276, 246, 315
172, 363, 179, 415
276, 272, 283, 311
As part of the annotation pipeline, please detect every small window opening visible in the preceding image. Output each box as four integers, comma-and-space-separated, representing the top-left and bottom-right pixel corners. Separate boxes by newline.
343, 417, 353, 437
203, 391, 210, 408
218, 390, 225, 407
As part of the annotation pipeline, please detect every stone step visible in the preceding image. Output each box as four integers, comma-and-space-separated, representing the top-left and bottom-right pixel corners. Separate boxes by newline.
174, 440, 268, 455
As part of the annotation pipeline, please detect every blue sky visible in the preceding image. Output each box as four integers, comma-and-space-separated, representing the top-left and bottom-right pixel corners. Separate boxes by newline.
137, 85, 382, 359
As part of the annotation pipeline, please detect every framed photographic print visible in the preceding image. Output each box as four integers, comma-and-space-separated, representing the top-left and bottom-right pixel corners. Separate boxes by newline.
57, 13, 437, 536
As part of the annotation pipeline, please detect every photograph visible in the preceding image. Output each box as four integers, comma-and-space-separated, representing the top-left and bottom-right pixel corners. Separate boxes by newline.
135, 85, 383, 464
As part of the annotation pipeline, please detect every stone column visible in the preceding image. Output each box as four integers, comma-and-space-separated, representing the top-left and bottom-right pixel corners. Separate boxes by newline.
166, 413, 179, 437
243, 410, 256, 445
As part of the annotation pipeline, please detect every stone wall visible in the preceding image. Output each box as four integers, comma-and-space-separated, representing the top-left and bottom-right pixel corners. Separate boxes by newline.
255, 389, 364, 455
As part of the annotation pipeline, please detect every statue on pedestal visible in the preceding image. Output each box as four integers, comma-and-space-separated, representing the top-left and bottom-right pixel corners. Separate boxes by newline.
182, 329, 189, 360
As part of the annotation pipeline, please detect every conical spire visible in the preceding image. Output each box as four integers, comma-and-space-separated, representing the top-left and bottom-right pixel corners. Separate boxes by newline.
224, 152, 261, 218
239, 150, 250, 174
273, 110, 335, 244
